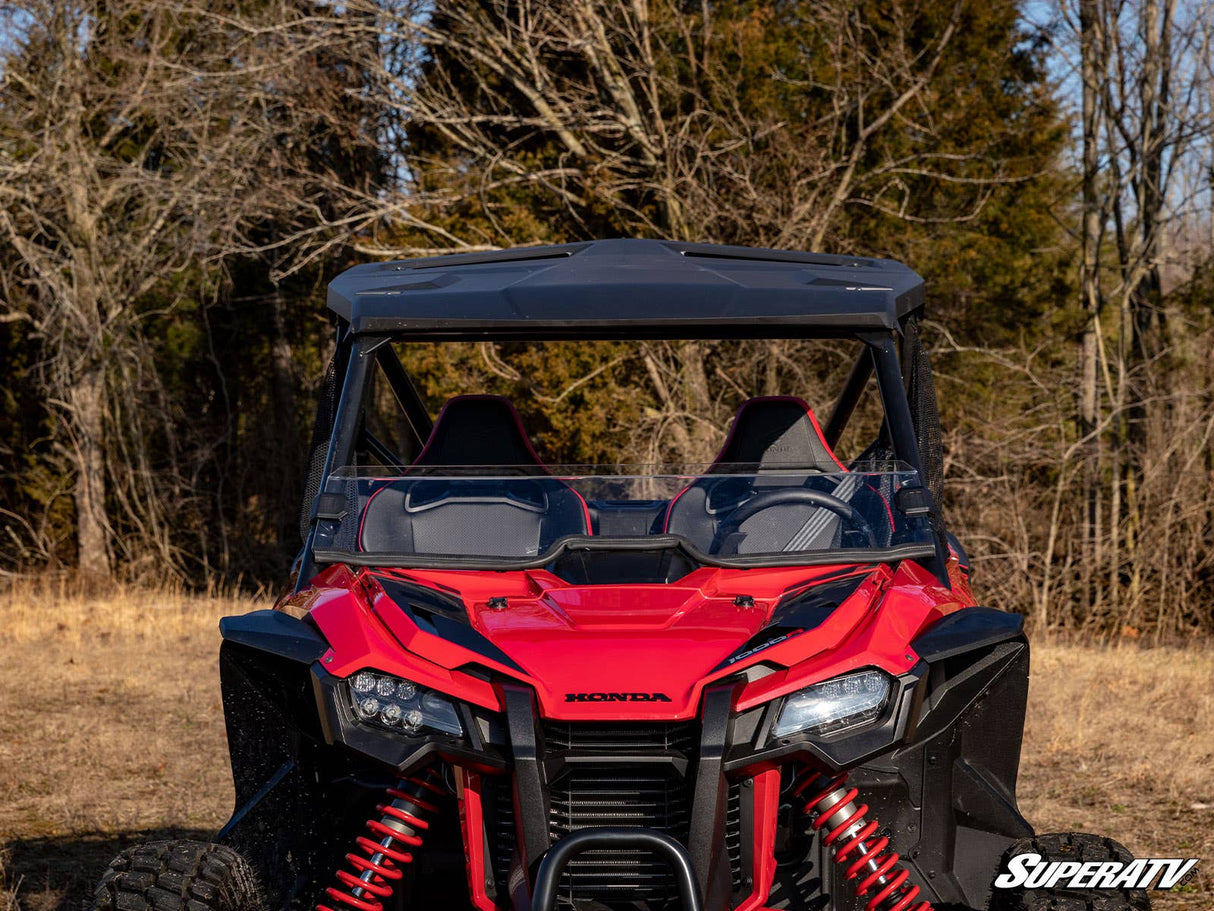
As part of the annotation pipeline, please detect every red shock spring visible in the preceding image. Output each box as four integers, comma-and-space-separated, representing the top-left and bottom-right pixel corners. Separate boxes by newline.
317, 769, 446, 911
794, 768, 933, 911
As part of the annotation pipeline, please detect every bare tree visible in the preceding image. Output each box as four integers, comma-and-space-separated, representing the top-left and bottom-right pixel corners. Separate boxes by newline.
0, 0, 381, 577
1043, 0, 1214, 612
350, 0, 1053, 460
363, 0, 1034, 247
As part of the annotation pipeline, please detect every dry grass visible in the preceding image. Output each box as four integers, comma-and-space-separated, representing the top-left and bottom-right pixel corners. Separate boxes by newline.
0, 586, 1209, 910
1018, 639, 1214, 909
0, 583, 245, 911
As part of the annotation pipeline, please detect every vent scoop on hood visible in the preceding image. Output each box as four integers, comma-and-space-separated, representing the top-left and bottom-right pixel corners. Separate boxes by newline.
715, 574, 869, 670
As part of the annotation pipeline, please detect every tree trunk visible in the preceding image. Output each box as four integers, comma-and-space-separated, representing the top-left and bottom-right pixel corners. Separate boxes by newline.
679, 341, 718, 461
1131, 0, 1173, 360
271, 284, 301, 545
1079, 0, 1104, 614
71, 362, 111, 579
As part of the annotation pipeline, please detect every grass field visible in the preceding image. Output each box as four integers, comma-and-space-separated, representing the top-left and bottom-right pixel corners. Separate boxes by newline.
0, 586, 1210, 910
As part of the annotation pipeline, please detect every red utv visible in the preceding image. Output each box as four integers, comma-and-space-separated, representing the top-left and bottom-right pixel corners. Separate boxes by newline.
93, 241, 1147, 911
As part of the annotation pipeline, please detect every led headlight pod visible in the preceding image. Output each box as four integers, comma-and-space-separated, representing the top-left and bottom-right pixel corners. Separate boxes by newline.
347, 670, 463, 736
773, 669, 892, 738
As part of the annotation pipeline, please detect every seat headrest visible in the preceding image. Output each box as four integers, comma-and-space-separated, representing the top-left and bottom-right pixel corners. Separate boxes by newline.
712, 396, 845, 473
412, 395, 546, 472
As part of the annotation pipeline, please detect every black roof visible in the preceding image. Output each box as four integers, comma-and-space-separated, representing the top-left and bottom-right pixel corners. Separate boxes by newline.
327, 239, 924, 339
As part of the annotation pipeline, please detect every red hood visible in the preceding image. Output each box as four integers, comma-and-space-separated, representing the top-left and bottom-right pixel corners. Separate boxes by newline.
357, 565, 899, 720
469, 581, 765, 716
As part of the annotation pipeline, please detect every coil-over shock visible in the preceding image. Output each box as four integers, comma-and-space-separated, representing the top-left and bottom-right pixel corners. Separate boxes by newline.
795, 768, 933, 911
317, 770, 444, 911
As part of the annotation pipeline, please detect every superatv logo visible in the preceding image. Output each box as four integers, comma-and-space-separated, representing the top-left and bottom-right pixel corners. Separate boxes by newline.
564, 692, 673, 703
994, 855, 1199, 891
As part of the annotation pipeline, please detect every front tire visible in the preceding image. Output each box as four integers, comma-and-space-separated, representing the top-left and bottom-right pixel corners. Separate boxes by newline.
92, 840, 263, 911
990, 832, 1151, 911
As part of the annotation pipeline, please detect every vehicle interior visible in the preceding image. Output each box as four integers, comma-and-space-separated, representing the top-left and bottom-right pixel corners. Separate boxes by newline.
305, 339, 936, 574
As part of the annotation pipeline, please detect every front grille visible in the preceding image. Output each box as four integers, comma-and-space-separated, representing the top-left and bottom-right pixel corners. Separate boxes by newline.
483, 721, 748, 910
547, 722, 696, 910
550, 765, 693, 907
726, 780, 744, 893
544, 721, 699, 753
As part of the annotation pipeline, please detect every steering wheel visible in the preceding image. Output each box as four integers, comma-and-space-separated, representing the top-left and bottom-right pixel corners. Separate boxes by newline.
713, 488, 878, 551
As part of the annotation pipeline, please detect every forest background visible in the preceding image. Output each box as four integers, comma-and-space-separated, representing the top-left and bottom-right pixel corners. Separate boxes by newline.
3, 0, 1214, 638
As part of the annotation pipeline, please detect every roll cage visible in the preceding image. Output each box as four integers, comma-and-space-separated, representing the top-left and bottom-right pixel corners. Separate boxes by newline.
297, 240, 948, 587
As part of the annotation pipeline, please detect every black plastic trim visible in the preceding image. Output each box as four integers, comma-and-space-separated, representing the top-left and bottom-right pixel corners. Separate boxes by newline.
912, 607, 1023, 663
712, 577, 867, 673
767, 576, 866, 631
502, 685, 553, 874
375, 576, 525, 672
688, 686, 737, 908
219, 610, 329, 664
314, 536, 936, 572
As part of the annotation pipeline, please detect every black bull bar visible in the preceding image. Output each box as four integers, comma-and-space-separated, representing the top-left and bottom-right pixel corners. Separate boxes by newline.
531, 827, 704, 911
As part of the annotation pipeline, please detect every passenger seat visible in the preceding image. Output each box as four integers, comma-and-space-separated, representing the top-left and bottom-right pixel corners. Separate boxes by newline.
358, 396, 590, 556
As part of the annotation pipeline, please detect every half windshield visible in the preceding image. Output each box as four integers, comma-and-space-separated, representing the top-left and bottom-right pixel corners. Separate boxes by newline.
311, 462, 934, 569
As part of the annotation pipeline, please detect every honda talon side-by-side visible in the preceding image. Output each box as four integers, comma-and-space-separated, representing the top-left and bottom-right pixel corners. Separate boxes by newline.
93, 240, 1149, 911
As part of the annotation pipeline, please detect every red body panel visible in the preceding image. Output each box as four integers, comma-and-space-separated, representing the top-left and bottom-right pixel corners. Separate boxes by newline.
299, 557, 974, 720
455, 768, 499, 911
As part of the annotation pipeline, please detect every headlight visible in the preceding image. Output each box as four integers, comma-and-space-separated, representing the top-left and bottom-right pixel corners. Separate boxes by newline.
346, 670, 463, 736
773, 669, 891, 738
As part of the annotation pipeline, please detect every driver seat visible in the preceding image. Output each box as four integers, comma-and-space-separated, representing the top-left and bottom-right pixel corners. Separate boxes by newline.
663, 397, 856, 554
